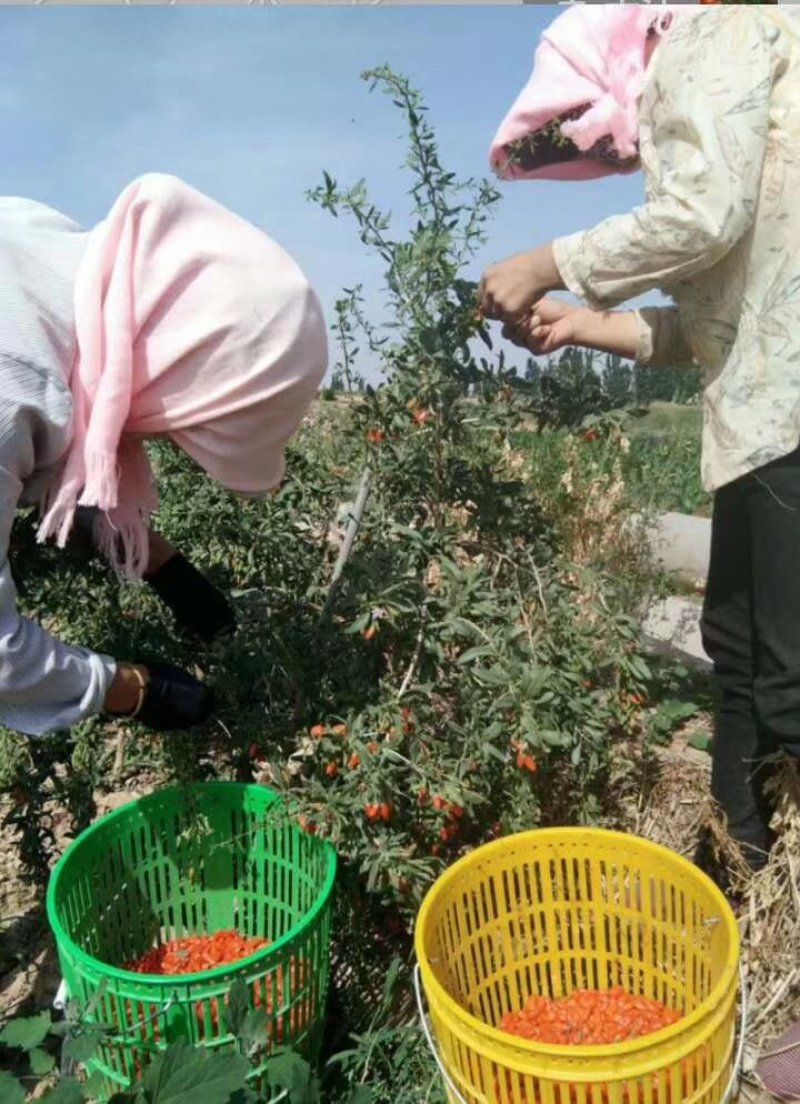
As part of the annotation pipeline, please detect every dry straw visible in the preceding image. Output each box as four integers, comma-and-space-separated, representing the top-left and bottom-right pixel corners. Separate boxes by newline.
641, 750, 800, 1094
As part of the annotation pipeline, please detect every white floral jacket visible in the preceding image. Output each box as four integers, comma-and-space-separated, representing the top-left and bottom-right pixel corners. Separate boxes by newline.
553, 6, 800, 492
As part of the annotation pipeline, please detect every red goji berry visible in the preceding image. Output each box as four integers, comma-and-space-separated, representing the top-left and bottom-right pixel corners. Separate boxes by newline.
516, 752, 538, 773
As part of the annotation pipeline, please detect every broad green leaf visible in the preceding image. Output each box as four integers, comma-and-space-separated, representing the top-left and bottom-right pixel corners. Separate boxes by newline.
85, 1072, 110, 1099
38, 1077, 86, 1104
141, 1040, 250, 1104
0, 1011, 52, 1051
346, 1087, 375, 1104
65, 1032, 101, 1063
266, 1049, 319, 1101
0, 1071, 25, 1104
687, 731, 712, 753
30, 1046, 56, 1076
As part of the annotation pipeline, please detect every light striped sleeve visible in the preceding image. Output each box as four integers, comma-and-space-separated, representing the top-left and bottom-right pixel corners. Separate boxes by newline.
0, 360, 116, 737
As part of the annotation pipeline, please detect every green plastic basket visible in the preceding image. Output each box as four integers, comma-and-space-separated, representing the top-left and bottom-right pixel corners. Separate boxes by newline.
46, 782, 337, 1100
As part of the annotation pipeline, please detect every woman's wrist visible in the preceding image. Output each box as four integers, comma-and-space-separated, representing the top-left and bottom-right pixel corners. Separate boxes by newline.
570, 307, 640, 360
527, 243, 566, 295
104, 663, 149, 716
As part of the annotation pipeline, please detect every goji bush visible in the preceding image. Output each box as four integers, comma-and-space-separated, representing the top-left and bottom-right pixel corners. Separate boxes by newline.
0, 67, 692, 1104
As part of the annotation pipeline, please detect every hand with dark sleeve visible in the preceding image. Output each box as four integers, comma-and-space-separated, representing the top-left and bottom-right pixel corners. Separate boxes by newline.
104, 661, 216, 731
144, 551, 237, 643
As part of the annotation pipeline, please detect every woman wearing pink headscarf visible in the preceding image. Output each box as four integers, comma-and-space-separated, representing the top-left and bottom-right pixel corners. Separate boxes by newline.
480, 5, 800, 882
0, 173, 326, 737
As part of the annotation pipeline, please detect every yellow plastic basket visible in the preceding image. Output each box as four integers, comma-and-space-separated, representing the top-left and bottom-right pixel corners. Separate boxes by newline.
414, 828, 741, 1104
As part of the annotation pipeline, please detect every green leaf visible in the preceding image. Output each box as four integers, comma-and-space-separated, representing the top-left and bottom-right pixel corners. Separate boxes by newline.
0, 1071, 25, 1104
473, 665, 508, 687
38, 1077, 86, 1104
265, 1049, 319, 1101
141, 1040, 250, 1104
687, 731, 712, 753
456, 645, 494, 665
228, 1091, 261, 1104
0, 1011, 52, 1051
347, 1088, 375, 1104
657, 699, 699, 723
30, 1046, 56, 1076
222, 977, 251, 1037
65, 1032, 101, 1063
540, 730, 573, 749
381, 957, 401, 1008
627, 654, 651, 681
86, 1072, 110, 1099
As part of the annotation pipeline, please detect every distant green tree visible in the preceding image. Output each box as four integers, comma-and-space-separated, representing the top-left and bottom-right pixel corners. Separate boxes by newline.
601, 354, 634, 408
524, 357, 542, 388
634, 363, 702, 405
532, 348, 611, 430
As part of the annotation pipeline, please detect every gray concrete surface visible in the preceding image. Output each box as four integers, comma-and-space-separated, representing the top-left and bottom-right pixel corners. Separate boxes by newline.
641, 595, 710, 672
638, 512, 713, 671
645, 511, 712, 582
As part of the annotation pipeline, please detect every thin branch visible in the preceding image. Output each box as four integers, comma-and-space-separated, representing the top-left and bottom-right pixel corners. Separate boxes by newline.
320, 467, 372, 622
397, 610, 427, 699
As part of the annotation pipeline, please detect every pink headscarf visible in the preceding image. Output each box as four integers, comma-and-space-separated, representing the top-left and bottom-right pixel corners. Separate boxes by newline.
490, 6, 686, 182
37, 173, 327, 579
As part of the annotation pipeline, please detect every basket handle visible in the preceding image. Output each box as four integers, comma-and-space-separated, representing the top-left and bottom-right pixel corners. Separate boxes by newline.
414, 961, 748, 1104
723, 962, 748, 1104
413, 962, 471, 1104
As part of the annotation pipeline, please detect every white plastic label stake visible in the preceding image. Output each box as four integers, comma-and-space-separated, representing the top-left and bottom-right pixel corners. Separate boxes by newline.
53, 980, 68, 1012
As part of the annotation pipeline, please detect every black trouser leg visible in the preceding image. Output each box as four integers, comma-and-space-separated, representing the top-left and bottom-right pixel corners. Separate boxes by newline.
748, 454, 800, 761
698, 451, 800, 869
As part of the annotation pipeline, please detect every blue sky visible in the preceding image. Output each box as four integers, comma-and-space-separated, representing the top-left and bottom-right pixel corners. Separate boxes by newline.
0, 6, 658, 379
